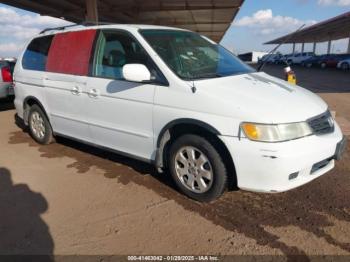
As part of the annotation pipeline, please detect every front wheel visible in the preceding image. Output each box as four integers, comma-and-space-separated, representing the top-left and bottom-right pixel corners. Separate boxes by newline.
168, 134, 227, 202
341, 62, 349, 70
28, 104, 54, 145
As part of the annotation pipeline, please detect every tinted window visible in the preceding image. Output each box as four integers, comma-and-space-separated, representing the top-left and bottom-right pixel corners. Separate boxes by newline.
92, 30, 158, 81
141, 30, 254, 80
22, 35, 54, 71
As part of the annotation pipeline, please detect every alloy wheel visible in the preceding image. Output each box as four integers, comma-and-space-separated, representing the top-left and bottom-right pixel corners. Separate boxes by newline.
174, 146, 213, 193
30, 112, 46, 139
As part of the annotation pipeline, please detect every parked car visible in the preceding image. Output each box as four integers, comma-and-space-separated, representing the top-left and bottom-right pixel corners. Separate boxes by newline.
259, 53, 282, 64
0, 60, 15, 99
288, 52, 315, 65
337, 57, 350, 70
14, 24, 346, 202
319, 54, 350, 69
276, 54, 293, 65
301, 55, 328, 68
270, 53, 283, 64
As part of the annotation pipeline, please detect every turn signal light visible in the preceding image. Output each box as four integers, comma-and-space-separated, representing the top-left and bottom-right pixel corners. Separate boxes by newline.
242, 123, 259, 140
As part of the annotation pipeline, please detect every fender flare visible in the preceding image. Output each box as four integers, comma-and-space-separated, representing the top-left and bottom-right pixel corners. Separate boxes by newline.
23, 96, 50, 124
155, 118, 221, 169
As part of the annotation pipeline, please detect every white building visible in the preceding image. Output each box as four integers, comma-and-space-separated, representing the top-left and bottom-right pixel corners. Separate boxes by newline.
238, 51, 268, 63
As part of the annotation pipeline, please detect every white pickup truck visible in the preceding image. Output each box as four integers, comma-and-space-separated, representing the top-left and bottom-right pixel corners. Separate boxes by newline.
287, 52, 315, 65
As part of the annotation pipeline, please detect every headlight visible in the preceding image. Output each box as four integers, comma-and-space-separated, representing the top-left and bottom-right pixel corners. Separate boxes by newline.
241, 122, 313, 142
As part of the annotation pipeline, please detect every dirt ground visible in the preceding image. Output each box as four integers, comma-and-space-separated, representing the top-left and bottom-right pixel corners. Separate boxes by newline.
0, 66, 349, 260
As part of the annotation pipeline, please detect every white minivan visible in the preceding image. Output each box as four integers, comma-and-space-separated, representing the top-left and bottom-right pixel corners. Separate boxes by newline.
14, 24, 346, 202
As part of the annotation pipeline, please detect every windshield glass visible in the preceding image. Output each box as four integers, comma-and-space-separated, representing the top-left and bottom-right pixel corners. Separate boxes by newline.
140, 29, 255, 80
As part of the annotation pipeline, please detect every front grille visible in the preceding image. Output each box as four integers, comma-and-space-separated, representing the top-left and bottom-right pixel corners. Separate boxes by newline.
307, 110, 335, 135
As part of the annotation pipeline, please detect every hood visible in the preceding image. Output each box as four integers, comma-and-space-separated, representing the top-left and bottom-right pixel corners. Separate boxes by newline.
193, 72, 327, 123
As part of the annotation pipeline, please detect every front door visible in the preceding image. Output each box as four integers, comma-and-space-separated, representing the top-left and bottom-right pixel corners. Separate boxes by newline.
86, 30, 162, 160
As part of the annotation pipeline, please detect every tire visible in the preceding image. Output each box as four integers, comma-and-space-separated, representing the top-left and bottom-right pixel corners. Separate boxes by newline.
341, 62, 349, 70
321, 62, 327, 69
168, 134, 227, 202
28, 104, 54, 145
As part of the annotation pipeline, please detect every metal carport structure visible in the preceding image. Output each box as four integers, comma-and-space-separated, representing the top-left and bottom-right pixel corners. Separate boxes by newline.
1, 0, 244, 42
265, 11, 350, 54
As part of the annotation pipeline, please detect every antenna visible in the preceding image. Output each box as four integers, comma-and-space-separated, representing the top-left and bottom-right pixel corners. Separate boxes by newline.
257, 24, 306, 72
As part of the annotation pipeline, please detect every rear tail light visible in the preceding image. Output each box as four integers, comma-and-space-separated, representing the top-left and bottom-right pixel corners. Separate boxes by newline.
1, 66, 13, 82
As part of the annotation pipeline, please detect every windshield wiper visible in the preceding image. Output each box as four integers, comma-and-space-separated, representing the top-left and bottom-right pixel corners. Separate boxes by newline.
190, 72, 225, 80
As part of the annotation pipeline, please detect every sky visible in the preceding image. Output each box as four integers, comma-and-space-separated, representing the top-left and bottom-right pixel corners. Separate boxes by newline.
0, 0, 349, 58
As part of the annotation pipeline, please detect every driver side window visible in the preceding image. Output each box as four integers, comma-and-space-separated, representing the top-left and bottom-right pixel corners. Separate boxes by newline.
92, 30, 149, 80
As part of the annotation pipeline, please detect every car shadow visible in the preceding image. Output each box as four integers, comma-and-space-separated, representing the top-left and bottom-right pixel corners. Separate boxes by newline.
9, 116, 350, 260
0, 167, 54, 260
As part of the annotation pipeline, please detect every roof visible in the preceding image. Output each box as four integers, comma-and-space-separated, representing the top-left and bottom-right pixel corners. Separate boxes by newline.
38, 24, 195, 38
265, 11, 350, 44
2, 0, 245, 42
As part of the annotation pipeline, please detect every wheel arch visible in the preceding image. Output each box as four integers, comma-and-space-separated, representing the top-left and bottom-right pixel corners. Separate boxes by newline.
23, 96, 50, 125
341, 61, 349, 69
155, 118, 237, 189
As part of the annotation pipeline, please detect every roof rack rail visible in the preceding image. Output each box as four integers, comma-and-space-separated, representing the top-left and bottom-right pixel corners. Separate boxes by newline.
39, 21, 118, 34
39, 23, 80, 34
83, 21, 117, 26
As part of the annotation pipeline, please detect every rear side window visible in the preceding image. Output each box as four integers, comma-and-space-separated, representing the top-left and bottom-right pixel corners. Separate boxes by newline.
46, 30, 97, 75
22, 35, 54, 71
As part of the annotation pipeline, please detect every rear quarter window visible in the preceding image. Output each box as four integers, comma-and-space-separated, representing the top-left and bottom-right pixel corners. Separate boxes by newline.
22, 35, 54, 71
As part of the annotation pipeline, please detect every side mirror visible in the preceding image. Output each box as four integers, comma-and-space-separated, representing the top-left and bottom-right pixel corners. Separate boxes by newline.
122, 64, 151, 83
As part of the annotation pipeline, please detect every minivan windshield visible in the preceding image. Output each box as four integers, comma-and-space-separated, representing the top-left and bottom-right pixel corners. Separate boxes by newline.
140, 29, 255, 80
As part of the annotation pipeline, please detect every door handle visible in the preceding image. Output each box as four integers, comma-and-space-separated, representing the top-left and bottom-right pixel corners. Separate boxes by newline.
88, 88, 99, 98
71, 86, 82, 95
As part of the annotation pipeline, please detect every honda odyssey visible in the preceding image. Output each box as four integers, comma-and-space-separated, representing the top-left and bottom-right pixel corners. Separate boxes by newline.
14, 24, 346, 202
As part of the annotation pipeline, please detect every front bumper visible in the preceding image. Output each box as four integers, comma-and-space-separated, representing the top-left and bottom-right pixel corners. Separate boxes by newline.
220, 122, 345, 193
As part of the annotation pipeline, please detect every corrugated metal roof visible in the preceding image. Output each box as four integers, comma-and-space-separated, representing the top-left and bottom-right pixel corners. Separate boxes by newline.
265, 11, 350, 44
2, 0, 244, 42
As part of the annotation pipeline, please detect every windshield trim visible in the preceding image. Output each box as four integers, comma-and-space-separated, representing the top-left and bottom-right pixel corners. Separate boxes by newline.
138, 29, 255, 81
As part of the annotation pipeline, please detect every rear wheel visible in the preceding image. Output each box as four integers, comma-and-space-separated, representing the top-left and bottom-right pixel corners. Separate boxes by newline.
168, 134, 227, 202
28, 104, 54, 145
